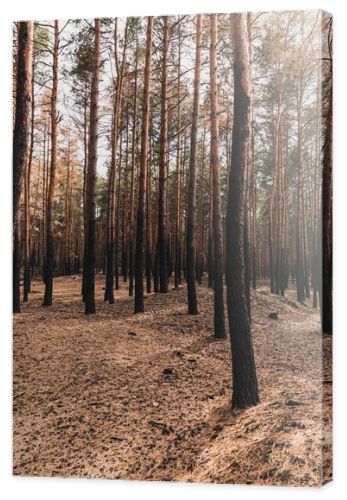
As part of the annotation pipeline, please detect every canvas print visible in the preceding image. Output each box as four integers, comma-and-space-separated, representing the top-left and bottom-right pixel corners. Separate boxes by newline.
12, 10, 332, 486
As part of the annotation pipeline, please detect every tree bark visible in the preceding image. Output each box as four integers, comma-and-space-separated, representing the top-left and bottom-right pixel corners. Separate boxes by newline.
227, 13, 259, 409
321, 21, 332, 333
13, 21, 33, 313
104, 19, 128, 303
43, 21, 59, 306
134, 16, 153, 313
23, 55, 35, 301
158, 17, 169, 293
209, 14, 226, 339
174, 26, 182, 289
84, 19, 101, 314
186, 14, 202, 315
128, 41, 138, 297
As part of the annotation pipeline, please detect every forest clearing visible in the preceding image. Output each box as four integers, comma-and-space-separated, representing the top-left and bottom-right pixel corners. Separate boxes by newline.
13, 275, 332, 485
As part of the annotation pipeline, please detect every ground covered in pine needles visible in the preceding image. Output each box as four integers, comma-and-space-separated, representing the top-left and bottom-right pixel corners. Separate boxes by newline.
13, 275, 332, 486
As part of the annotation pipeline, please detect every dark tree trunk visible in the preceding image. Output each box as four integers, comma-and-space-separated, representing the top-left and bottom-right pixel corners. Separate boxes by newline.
186, 14, 202, 315
134, 16, 153, 313
321, 28, 332, 334
146, 151, 152, 294
128, 40, 138, 297
81, 87, 88, 300
84, 19, 101, 314
13, 22, 33, 313
158, 17, 169, 293
209, 14, 226, 339
207, 163, 214, 289
105, 19, 128, 303
251, 113, 257, 290
227, 13, 259, 409
23, 57, 35, 302
174, 26, 182, 289
43, 21, 59, 307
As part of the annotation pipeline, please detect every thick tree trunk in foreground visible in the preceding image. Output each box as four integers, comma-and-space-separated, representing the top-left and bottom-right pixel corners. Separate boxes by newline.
209, 14, 226, 339
186, 14, 202, 315
13, 21, 33, 313
158, 17, 169, 293
134, 16, 153, 313
227, 13, 259, 409
84, 19, 101, 314
43, 21, 59, 306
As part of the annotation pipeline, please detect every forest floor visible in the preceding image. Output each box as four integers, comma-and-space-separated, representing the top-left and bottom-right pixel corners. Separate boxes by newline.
13, 275, 332, 486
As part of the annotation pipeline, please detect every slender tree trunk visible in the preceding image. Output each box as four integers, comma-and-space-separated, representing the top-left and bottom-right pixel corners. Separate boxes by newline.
134, 16, 153, 313
158, 17, 169, 293
321, 28, 332, 333
251, 112, 257, 289
209, 14, 226, 338
296, 95, 305, 303
43, 21, 59, 307
115, 126, 123, 291
121, 118, 130, 283
174, 27, 182, 289
84, 19, 101, 314
23, 57, 35, 301
197, 128, 205, 285
13, 22, 33, 313
207, 163, 214, 289
186, 14, 202, 315
146, 151, 152, 294
105, 19, 128, 303
41, 125, 48, 282
128, 42, 138, 297
82, 88, 88, 299
227, 13, 259, 409
64, 139, 72, 275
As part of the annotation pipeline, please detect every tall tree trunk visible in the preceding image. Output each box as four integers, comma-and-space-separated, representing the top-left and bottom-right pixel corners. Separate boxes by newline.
146, 148, 152, 294
84, 19, 101, 314
115, 126, 124, 291
23, 56, 35, 302
186, 14, 202, 315
296, 91, 305, 303
121, 117, 130, 282
134, 16, 153, 313
197, 128, 206, 285
104, 19, 128, 303
128, 41, 138, 297
227, 13, 259, 409
43, 21, 59, 307
158, 17, 169, 293
321, 20, 332, 333
251, 111, 257, 289
81, 87, 88, 299
64, 138, 72, 275
13, 22, 33, 313
41, 124, 49, 282
174, 26, 182, 289
209, 14, 226, 339
207, 162, 214, 289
